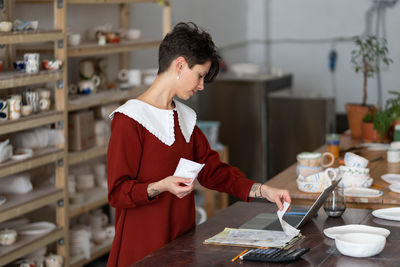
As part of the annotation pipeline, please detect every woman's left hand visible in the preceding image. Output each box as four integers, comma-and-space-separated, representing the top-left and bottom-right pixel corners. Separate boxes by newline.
261, 184, 291, 211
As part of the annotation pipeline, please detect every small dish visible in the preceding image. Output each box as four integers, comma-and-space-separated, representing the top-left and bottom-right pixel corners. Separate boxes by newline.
335, 233, 386, 257
11, 148, 33, 161
16, 221, 56, 235
361, 143, 390, 151
381, 173, 400, 184
372, 207, 400, 221
344, 187, 383, 198
42, 60, 64, 71
324, 224, 390, 239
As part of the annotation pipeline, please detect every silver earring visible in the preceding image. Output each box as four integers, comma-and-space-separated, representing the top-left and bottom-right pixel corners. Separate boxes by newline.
176, 75, 180, 80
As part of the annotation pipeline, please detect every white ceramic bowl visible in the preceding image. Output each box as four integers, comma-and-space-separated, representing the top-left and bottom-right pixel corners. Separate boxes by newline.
335, 233, 386, 257
0, 229, 18, 245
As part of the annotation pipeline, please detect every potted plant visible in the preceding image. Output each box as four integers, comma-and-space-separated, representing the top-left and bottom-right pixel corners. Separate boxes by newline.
347, 35, 393, 139
373, 91, 400, 140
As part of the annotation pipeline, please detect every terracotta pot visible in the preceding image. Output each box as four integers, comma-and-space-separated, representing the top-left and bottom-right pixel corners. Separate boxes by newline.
362, 122, 382, 142
346, 103, 376, 139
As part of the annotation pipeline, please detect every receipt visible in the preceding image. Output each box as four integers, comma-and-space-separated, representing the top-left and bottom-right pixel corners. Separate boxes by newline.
277, 202, 301, 236
173, 158, 205, 185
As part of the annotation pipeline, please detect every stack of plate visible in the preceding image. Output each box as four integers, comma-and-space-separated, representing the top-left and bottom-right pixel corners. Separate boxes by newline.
381, 174, 400, 194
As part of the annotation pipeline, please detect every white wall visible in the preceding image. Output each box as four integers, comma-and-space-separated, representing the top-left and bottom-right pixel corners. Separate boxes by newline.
16, 1, 400, 113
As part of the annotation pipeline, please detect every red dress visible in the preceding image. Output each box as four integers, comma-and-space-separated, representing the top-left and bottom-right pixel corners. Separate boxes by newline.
107, 111, 255, 266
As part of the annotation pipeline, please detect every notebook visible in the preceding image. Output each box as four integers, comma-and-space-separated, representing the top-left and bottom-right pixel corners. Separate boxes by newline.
240, 178, 342, 231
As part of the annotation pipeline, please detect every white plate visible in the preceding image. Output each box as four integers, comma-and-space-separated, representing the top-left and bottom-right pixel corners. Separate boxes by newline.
372, 207, 400, 221
0, 195, 6, 206
361, 143, 390, 151
389, 184, 400, 193
16, 221, 56, 235
323, 224, 390, 239
344, 187, 383, 198
381, 173, 400, 184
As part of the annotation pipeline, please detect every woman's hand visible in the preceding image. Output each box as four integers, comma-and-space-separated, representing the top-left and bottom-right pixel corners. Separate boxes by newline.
249, 183, 291, 210
148, 176, 194, 199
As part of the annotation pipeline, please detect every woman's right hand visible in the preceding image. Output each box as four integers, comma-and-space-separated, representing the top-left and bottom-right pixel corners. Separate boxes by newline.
148, 176, 194, 199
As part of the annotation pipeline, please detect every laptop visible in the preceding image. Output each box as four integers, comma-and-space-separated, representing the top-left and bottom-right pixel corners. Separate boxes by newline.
240, 178, 342, 231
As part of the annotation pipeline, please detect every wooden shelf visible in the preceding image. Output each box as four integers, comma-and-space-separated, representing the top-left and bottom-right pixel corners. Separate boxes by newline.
69, 187, 108, 218
0, 70, 63, 90
68, 145, 107, 165
17, 0, 160, 3
0, 228, 64, 266
0, 186, 63, 222
68, 40, 160, 57
68, 86, 147, 111
0, 30, 63, 45
0, 147, 64, 178
70, 237, 113, 267
0, 110, 63, 135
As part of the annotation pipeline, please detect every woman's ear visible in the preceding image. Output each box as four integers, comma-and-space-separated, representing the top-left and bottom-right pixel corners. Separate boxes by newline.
174, 56, 187, 73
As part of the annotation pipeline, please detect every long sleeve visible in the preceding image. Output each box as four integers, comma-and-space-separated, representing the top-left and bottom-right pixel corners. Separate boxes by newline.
107, 113, 159, 208
193, 126, 255, 201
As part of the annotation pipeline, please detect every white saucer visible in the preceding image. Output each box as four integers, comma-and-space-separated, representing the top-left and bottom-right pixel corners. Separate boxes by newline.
389, 184, 400, 193
323, 224, 390, 239
361, 143, 390, 151
372, 207, 400, 221
344, 187, 383, 198
381, 173, 400, 184
16, 221, 56, 235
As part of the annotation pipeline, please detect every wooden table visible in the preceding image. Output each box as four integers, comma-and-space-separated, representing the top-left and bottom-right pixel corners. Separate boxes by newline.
266, 135, 400, 209
134, 202, 400, 266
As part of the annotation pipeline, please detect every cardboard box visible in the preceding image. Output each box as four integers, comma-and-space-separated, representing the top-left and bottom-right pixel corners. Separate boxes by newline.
68, 110, 95, 151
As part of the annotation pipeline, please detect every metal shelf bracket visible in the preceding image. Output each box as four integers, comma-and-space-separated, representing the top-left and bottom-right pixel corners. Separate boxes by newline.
0, 0, 4, 10
57, 159, 64, 167
57, 79, 64, 89
57, 0, 63, 9
57, 199, 64, 207
58, 238, 65, 246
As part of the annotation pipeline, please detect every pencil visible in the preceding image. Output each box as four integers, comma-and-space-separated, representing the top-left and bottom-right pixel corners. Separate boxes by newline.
231, 249, 248, 262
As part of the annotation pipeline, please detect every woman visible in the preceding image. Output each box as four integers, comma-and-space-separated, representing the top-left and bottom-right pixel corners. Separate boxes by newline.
107, 22, 291, 266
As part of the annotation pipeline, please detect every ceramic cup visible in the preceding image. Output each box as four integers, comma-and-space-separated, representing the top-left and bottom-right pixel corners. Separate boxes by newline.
68, 33, 81, 46
24, 53, 40, 74
39, 89, 51, 100
387, 149, 400, 163
297, 152, 335, 168
7, 95, 21, 120
0, 229, 17, 245
0, 21, 12, 32
118, 69, 142, 86
338, 165, 371, 188
79, 59, 95, 79
78, 75, 100, 95
126, 29, 141, 40
23, 90, 40, 113
92, 228, 107, 244
0, 99, 8, 121
13, 60, 26, 71
39, 98, 50, 111
90, 213, 108, 229
344, 152, 369, 168
21, 104, 33, 116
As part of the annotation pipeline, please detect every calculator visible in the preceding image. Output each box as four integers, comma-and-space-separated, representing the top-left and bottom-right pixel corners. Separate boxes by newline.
241, 247, 310, 263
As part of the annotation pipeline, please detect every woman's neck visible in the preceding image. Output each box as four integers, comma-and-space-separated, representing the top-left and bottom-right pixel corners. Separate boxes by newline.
136, 75, 176, 110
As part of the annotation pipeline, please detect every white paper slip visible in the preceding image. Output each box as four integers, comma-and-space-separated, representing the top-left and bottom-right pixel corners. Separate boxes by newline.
277, 202, 300, 236
173, 158, 205, 185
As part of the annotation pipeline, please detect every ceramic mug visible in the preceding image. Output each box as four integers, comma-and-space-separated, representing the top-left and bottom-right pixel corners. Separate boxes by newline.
39, 98, 51, 111
0, 21, 12, 32
338, 165, 371, 188
13, 60, 26, 71
23, 90, 40, 113
68, 33, 81, 46
92, 228, 107, 244
24, 53, 40, 74
118, 69, 141, 86
296, 165, 324, 177
78, 75, 100, 95
0, 100, 8, 121
297, 152, 335, 168
39, 89, 51, 100
21, 104, 33, 116
296, 168, 337, 193
90, 213, 108, 229
344, 152, 369, 168
7, 95, 21, 120
79, 59, 95, 79
387, 149, 400, 163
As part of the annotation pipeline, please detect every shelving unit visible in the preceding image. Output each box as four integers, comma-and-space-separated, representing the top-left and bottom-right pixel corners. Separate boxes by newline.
7, 0, 171, 265
0, 0, 68, 266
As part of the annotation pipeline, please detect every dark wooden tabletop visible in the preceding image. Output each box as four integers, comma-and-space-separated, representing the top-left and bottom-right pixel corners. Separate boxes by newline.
134, 201, 400, 266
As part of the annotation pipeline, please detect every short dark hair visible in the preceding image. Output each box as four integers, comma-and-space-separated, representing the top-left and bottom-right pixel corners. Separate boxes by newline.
158, 22, 219, 83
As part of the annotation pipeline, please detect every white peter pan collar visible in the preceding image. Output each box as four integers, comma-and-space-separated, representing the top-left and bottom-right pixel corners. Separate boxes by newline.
109, 99, 197, 146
